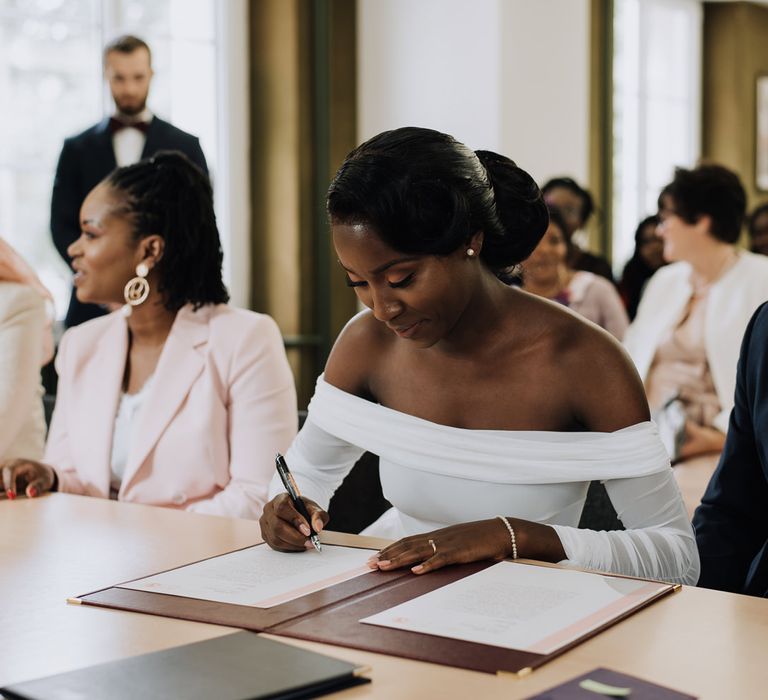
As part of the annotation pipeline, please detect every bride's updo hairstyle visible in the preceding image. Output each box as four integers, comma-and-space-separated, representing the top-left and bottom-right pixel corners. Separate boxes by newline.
327, 126, 549, 271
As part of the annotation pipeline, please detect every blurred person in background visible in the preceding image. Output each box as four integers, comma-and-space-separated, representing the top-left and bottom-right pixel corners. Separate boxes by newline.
618, 214, 666, 320
0, 238, 53, 468
747, 202, 768, 257
521, 207, 628, 340
625, 164, 768, 516
51, 35, 208, 328
541, 176, 614, 283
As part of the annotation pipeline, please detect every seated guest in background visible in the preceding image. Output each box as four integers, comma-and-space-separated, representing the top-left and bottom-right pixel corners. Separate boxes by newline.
0, 238, 52, 466
521, 206, 628, 340
747, 202, 768, 257
618, 214, 665, 321
260, 127, 698, 586
694, 303, 768, 597
1, 152, 297, 517
541, 176, 614, 283
624, 164, 768, 517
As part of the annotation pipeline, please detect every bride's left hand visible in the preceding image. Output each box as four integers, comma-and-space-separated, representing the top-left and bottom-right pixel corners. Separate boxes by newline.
368, 519, 512, 574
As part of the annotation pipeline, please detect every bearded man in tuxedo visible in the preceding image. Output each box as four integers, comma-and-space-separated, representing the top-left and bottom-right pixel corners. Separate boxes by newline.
51, 35, 208, 327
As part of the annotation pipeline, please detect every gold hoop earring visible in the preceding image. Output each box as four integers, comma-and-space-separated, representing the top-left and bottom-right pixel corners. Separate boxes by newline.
466, 248, 476, 258
121, 262, 150, 317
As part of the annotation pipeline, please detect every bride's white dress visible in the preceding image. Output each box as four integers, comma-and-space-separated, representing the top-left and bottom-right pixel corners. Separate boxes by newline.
270, 375, 699, 585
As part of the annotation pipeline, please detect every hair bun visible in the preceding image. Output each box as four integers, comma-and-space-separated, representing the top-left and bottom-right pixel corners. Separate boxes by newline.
475, 150, 549, 267
327, 127, 548, 270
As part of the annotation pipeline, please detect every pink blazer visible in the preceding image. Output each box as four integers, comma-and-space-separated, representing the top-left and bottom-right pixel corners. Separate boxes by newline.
45, 304, 297, 518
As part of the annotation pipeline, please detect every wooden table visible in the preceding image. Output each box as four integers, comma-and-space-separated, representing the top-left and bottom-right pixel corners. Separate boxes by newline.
1, 494, 765, 698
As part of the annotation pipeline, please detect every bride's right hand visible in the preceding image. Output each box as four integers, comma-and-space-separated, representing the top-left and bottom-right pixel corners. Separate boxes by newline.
259, 493, 329, 552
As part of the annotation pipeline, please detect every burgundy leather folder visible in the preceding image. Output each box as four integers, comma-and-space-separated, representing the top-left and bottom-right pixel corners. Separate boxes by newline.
75, 543, 676, 676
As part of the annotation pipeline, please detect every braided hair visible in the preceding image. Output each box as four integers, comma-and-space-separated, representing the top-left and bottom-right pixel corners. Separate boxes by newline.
105, 151, 229, 311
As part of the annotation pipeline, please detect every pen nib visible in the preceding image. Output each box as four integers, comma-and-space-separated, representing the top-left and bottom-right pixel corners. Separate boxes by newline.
311, 536, 322, 553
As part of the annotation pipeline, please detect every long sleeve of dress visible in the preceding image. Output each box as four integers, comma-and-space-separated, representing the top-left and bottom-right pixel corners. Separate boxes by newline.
551, 470, 699, 585
267, 417, 365, 509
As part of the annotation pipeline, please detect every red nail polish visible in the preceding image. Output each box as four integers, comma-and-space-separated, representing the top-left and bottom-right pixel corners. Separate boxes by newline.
28, 487, 37, 498
7, 490, 16, 500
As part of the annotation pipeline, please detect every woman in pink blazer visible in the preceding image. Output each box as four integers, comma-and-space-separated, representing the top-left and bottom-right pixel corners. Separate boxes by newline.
0, 152, 297, 518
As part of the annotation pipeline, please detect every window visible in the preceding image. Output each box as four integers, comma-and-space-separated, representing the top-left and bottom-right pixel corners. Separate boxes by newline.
0, 0, 246, 319
612, 0, 702, 270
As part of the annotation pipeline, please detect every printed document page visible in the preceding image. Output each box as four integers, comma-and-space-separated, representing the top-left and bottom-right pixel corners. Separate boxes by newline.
361, 561, 669, 654
120, 545, 373, 608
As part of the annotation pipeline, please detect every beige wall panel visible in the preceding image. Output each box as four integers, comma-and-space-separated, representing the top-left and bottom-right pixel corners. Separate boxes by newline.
327, 0, 360, 338
249, 1, 358, 407
588, 0, 611, 257
249, 0, 308, 335
703, 2, 768, 211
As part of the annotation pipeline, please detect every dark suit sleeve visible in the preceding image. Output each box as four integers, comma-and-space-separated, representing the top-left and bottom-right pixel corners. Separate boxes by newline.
145, 119, 208, 176
186, 137, 208, 175
50, 139, 83, 263
693, 303, 768, 593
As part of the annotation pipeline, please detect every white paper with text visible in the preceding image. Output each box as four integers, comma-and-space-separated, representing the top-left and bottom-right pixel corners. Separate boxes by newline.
120, 544, 373, 608
360, 561, 669, 654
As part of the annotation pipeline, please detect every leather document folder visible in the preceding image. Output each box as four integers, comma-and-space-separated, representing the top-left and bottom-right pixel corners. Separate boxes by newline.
74, 544, 676, 676
0, 631, 371, 700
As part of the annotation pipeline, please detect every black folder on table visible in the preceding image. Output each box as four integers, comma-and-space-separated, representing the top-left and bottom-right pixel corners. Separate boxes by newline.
0, 631, 370, 700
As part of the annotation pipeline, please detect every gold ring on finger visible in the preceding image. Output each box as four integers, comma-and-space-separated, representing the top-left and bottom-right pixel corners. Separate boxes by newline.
428, 538, 437, 555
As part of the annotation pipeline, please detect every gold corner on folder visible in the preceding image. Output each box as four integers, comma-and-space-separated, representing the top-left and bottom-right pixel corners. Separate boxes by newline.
353, 665, 372, 678
497, 666, 533, 679
66, 597, 82, 605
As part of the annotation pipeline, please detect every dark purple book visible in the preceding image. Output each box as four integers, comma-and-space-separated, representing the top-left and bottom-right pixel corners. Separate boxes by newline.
526, 668, 697, 699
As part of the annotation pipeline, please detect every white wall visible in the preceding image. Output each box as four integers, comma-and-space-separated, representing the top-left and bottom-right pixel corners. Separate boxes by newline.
358, 0, 502, 152
216, 0, 250, 308
499, 1, 590, 184
357, 0, 590, 186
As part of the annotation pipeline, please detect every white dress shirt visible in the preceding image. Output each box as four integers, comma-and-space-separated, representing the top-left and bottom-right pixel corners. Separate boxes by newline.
112, 109, 153, 167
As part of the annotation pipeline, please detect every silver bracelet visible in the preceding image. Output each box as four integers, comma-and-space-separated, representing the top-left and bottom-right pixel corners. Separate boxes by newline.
497, 515, 518, 560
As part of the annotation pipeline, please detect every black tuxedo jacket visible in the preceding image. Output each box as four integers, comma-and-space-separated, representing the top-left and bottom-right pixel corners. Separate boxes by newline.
694, 302, 768, 597
51, 116, 208, 327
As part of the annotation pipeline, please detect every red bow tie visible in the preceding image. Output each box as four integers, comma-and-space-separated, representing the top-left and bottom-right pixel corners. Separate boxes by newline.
109, 117, 150, 134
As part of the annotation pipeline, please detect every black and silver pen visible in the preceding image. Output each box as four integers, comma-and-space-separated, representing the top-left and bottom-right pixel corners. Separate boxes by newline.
275, 452, 322, 552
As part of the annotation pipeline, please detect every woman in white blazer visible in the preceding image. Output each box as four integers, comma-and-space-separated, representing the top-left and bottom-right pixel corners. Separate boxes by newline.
0, 238, 53, 469
625, 164, 768, 515
0, 282, 46, 465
